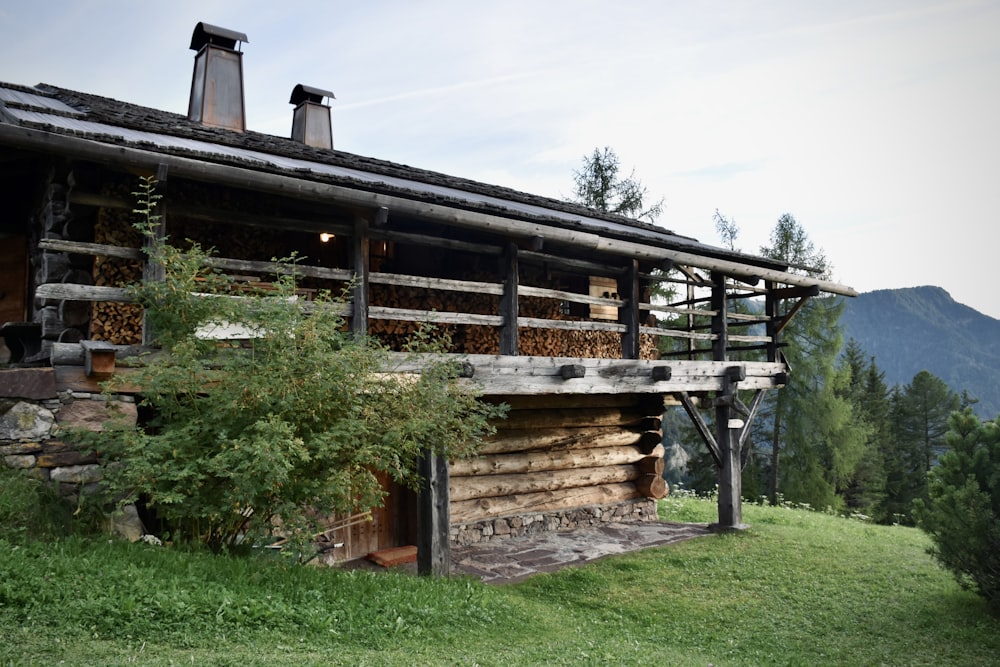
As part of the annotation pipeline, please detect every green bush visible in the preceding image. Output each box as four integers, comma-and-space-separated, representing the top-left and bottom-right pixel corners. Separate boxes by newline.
0, 466, 73, 541
914, 409, 1000, 614
78, 177, 504, 554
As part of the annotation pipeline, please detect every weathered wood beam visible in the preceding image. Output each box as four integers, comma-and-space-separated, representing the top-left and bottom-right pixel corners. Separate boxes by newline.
388, 354, 787, 395
417, 449, 450, 577
351, 216, 370, 338
450, 443, 661, 477
774, 294, 814, 336
620, 259, 640, 360
737, 389, 766, 451
679, 391, 721, 466
450, 464, 641, 501
369, 307, 502, 327
476, 427, 653, 455
370, 272, 502, 295
373, 228, 502, 256
500, 242, 518, 355
518, 249, 624, 278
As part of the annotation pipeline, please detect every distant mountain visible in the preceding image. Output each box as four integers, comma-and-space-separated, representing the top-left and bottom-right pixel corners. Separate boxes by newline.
839, 286, 1000, 418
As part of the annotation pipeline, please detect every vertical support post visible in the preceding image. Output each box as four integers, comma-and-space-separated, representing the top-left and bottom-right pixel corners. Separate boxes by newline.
619, 259, 640, 360
686, 279, 696, 359
711, 272, 745, 529
765, 280, 779, 363
351, 216, 370, 339
499, 242, 519, 356
715, 371, 744, 529
417, 449, 451, 576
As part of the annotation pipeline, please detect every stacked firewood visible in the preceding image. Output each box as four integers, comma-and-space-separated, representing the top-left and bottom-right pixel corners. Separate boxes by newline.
90, 195, 144, 345
368, 284, 658, 359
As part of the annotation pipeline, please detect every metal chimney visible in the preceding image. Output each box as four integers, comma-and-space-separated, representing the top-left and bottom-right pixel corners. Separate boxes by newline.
188, 22, 248, 132
289, 84, 335, 149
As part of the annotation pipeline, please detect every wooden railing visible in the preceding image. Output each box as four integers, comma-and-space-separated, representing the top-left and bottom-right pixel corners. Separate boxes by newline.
35, 238, 783, 358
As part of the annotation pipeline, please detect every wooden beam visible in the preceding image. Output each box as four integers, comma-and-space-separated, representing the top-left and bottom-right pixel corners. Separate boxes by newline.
775, 295, 814, 336
679, 391, 721, 466
620, 259, 640, 360
417, 449, 450, 576
351, 216, 370, 338
500, 242, 519, 356
737, 389, 766, 451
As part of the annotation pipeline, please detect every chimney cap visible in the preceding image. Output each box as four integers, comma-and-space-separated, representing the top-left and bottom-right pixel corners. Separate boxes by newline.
290, 84, 335, 105
190, 22, 249, 51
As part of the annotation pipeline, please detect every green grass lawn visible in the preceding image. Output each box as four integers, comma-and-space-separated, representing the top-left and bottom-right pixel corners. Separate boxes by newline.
2, 492, 998, 666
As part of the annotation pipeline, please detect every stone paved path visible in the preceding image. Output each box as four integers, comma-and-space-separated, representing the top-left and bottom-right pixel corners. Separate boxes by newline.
451, 521, 713, 584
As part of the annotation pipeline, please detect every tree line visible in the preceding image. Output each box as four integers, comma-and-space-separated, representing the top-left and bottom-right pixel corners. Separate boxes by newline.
571, 146, 997, 610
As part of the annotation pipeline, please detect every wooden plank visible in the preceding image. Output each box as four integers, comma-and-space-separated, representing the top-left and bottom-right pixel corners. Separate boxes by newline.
36, 283, 132, 303
38, 238, 143, 260
38, 238, 353, 282
0, 368, 58, 400
517, 317, 626, 333
369, 307, 502, 327
370, 272, 502, 295
518, 284, 624, 308
475, 427, 647, 455
53, 366, 142, 394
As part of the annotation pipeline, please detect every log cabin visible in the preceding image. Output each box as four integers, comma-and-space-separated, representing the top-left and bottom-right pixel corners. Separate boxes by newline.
0, 23, 856, 573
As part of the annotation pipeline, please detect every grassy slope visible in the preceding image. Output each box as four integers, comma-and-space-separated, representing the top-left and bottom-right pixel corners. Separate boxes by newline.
2, 495, 998, 666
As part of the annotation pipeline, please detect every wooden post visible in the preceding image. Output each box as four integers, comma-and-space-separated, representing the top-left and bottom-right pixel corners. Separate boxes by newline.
351, 216, 370, 338
620, 259, 640, 360
765, 280, 778, 363
499, 242, 518, 356
715, 369, 745, 529
417, 449, 450, 577
710, 272, 746, 530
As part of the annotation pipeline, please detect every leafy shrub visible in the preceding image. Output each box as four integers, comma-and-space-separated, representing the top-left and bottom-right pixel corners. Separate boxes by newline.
0, 466, 73, 541
913, 409, 1000, 614
80, 177, 504, 553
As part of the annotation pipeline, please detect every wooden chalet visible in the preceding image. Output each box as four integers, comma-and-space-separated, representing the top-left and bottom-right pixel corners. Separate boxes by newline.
0, 23, 855, 573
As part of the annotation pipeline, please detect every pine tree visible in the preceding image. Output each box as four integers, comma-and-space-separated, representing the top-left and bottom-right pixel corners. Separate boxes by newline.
885, 370, 961, 523
757, 214, 867, 510
914, 409, 1000, 613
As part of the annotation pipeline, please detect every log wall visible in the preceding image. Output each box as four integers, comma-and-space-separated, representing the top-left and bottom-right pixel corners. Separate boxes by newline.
449, 394, 667, 546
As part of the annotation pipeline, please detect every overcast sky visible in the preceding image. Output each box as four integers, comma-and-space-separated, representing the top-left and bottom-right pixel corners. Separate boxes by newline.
2, 1, 998, 317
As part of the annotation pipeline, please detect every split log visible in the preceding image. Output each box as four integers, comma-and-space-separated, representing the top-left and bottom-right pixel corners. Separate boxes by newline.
636, 474, 669, 499
494, 407, 653, 430
484, 394, 650, 411
449, 443, 663, 477
477, 427, 645, 455
449, 464, 640, 502
450, 482, 643, 524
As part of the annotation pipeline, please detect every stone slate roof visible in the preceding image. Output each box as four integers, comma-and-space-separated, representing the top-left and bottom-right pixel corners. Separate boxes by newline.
0, 80, 798, 272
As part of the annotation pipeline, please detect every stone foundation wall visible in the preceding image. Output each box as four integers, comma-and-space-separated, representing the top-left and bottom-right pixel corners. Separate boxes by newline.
450, 498, 659, 547
0, 389, 136, 502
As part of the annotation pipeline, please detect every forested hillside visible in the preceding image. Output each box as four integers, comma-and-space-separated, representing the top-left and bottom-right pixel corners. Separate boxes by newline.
840, 286, 1000, 418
